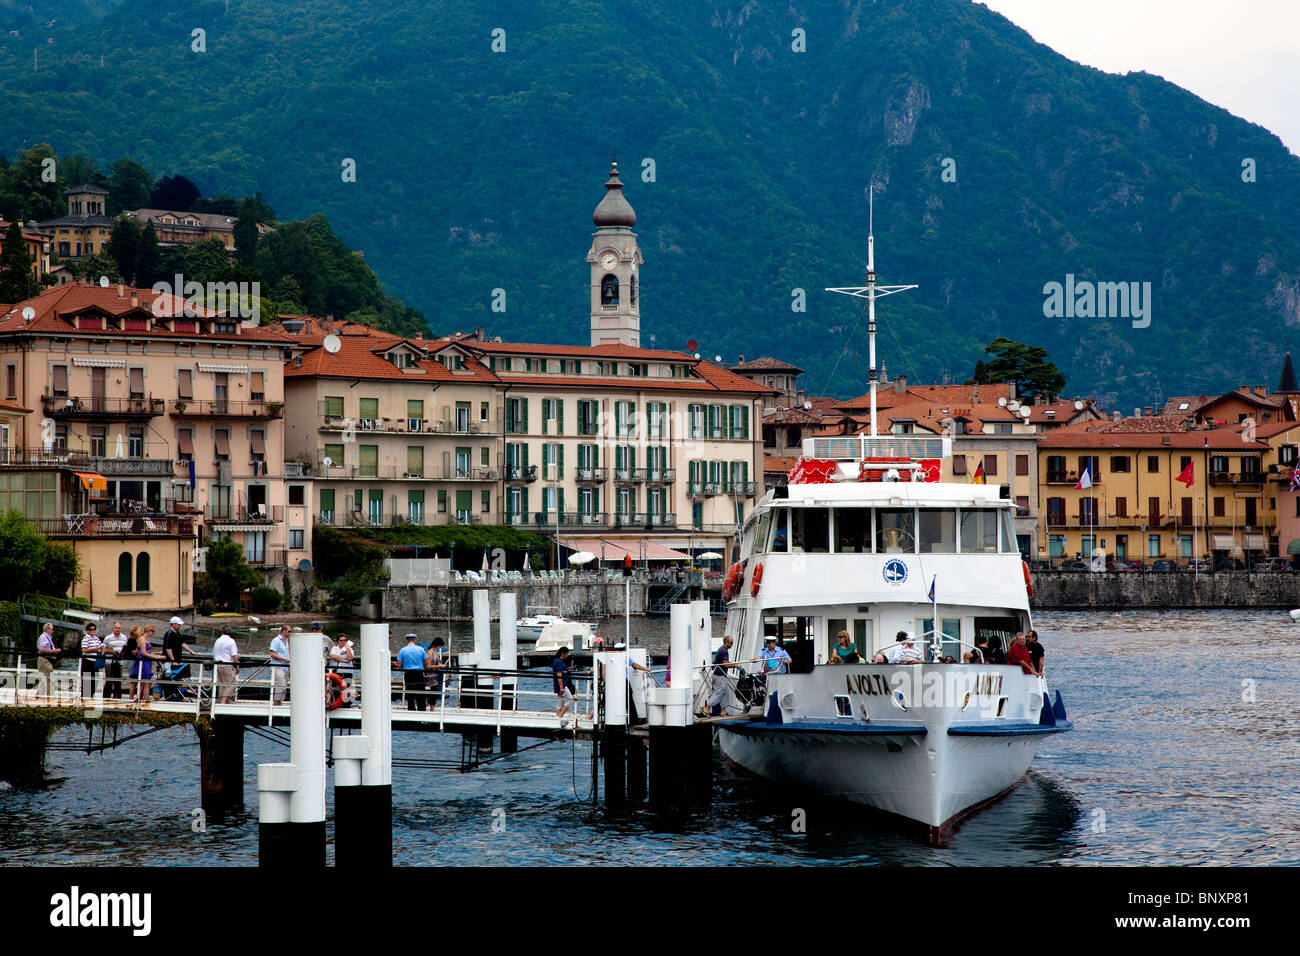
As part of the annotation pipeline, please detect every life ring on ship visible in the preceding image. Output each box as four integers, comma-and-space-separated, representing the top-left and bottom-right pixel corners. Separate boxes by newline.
326, 671, 347, 711
1022, 560, 1034, 598
750, 562, 764, 598
723, 562, 741, 601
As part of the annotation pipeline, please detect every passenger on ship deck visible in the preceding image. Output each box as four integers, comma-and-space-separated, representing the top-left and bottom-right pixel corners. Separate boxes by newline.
1006, 634, 1036, 675
1025, 630, 1045, 676
706, 635, 740, 716
876, 631, 922, 664
830, 630, 858, 664
984, 636, 1006, 665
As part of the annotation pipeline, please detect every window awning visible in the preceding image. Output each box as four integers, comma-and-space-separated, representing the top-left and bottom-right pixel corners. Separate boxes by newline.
1286, 538, 1300, 556
1211, 534, 1235, 550
197, 362, 250, 374
74, 472, 107, 491
72, 358, 126, 368
250, 431, 266, 455
1243, 533, 1266, 550
214, 430, 230, 457
177, 430, 194, 455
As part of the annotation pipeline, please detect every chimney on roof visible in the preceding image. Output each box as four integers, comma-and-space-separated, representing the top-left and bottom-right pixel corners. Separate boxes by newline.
1144, 406, 1152, 416
130, 292, 138, 308
414, 331, 423, 340
894, 374, 906, 395
1112, 411, 1121, 422
738, 354, 745, 364
474, 327, 485, 341
971, 384, 979, 403
116, 283, 124, 298
1035, 393, 1046, 406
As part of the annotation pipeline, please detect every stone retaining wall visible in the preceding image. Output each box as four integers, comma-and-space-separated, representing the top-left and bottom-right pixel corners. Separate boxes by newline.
1029, 570, 1300, 610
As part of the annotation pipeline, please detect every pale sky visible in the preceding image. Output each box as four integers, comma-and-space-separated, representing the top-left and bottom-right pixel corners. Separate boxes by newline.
979, 0, 1300, 154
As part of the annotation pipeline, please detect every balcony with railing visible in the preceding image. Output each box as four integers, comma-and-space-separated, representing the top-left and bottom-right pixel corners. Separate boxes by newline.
1046, 470, 1076, 485
614, 467, 646, 483
31, 512, 196, 537
504, 464, 538, 483
284, 461, 309, 478
613, 512, 677, 529
574, 467, 607, 483
645, 468, 677, 484
731, 481, 758, 496
0, 446, 88, 468
171, 398, 284, 419
205, 504, 284, 525
248, 548, 289, 568
42, 395, 166, 419
1208, 470, 1265, 486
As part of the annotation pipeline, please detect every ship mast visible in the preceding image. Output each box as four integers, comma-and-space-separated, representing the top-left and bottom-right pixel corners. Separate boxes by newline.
825, 190, 917, 438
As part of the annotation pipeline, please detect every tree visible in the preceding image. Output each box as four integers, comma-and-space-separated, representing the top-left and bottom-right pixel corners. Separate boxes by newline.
968, 337, 1066, 402
60, 153, 104, 191
233, 198, 260, 268
72, 251, 122, 283
0, 510, 47, 601
183, 237, 232, 284
134, 221, 163, 287
105, 217, 140, 284
106, 158, 152, 215
150, 174, 200, 211
8, 144, 63, 221
201, 536, 262, 609
0, 220, 38, 302
41, 543, 82, 598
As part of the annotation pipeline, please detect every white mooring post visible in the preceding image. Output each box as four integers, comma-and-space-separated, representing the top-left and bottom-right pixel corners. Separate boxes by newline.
648, 603, 693, 727
498, 594, 519, 753
258, 632, 327, 867
334, 622, 393, 866
690, 599, 712, 699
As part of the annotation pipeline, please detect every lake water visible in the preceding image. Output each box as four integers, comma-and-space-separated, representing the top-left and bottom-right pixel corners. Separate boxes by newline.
2, 609, 1298, 866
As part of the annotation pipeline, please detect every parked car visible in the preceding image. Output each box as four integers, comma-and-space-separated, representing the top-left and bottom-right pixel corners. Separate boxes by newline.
1185, 557, 1212, 572
1149, 559, 1179, 572
1057, 560, 1091, 571
1029, 559, 1054, 571
1214, 556, 1246, 572
1106, 559, 1142, 572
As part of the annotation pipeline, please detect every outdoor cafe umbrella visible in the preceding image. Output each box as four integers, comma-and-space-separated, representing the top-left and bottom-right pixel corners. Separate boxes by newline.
568, 551, 597, 566
696, 551, 723, 560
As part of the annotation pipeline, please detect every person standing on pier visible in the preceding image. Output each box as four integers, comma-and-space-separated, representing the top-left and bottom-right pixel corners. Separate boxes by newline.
395, 633, 428, 711
35, 622, 60, 699
103, 621, 127, 699
160, 617, 194, 699
213, 632, 240, 704
80, 622, 103, 702
130, 625, 164, 703
706, 635, 740, 717
553, 646, 576, 721
268, 624, 291, 705
424, 637, 447, 706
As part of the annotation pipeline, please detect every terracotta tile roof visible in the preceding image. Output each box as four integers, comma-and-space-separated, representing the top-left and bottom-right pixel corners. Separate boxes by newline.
0, 283, 297, 343
764, 455, 799, 474
1040, 424, 1267, 450
467, 340, 697, 361
0, 397, 31, 415
1024, 399, 1104, 423
762, 407, 822, 425
0, 219, 48, 242
835, 382, 1016, 411
285, 328, 497, 384
1160, 395, 1212, 417
731, 356, 804, 373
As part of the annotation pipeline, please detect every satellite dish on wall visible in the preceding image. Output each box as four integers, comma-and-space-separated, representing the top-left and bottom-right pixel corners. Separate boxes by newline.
297, 559, 313, 572
714, 355, 722, 362
323, 334, 342, 354
1074, 400, 1084, 410
98, 276, 110, 287
804, 401, 813, 410
321, 456, 334, 468
693, 352, 701, 359
1020, 407, 1032, 418
997, 397, 1007, 407
21, 306, 35, 320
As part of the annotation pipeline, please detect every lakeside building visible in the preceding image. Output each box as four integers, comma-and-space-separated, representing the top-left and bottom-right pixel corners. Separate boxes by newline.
29, 185, 113, 261
0, 283, 311, 609
0, 219, 51, 284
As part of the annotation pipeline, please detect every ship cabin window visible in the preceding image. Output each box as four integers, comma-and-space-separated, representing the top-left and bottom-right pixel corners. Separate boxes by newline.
770, 508, 789, 551
918, 509, 957, 553
748, 508, 773, 559
765, 616, 815, 674
875, 509, 916, 553
960, 509, 998, 553
790, 507, 830, 553
835, 507, 872, 553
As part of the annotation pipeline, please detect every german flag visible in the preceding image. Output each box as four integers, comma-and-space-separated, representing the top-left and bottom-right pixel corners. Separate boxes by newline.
971, 461, 985, 485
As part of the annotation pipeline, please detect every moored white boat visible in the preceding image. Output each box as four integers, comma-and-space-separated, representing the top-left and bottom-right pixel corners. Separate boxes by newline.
711, 207, 1071, 843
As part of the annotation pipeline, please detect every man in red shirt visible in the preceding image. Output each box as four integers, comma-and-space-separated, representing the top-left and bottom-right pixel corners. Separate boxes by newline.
1006, 633, 1036, 675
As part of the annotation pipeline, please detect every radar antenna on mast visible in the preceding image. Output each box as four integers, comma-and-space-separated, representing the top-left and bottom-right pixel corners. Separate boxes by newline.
825, 187, 918, 438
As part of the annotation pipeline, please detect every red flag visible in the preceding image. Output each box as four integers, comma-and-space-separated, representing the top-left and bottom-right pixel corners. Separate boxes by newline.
1175, 461, 1195, 487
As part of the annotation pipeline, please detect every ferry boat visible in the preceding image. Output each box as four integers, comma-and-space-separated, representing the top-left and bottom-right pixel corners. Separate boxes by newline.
712, 209, 1071, 843
517, 607, 599, 653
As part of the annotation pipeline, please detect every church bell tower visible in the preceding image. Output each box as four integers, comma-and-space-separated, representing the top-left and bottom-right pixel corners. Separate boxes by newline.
588, 161, 642, 347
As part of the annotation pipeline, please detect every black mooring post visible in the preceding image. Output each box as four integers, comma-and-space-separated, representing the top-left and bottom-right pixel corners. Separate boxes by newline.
604, 726, 626, 806
627, 735, 647, 802
260, 820, 326, 868
335, 783, 392, 867
648, 725, 686, 808
200, 716, 244, 821
689, 723, 714, 803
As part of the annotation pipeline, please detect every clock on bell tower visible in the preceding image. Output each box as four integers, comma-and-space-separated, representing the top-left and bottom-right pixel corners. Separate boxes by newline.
588, 160, 642, 348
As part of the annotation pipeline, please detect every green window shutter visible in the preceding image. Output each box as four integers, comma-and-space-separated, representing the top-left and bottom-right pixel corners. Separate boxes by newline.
522, 398, 529, 433
558, 487, 565, 516
481, 489, 490, 512
521, 488, 529, 518
592, 444, 599, 467
325, 396, 343, 417
558, 444, 565, 478
541, 400, 548, 435
408, 399, 423, 419
522, 443, 530, 470
369, 489, 382, 503
456, 490, 471, 513
557, 399, 565, 435
743, 460, 749, 484
359, 397, 378, 419
505, 401, 514, 432
359, 445, 378, 475
408, 490, 424, 505
481, 446, 489, 467
320, 488, 335, 511
630, 446, 637, 470
437, 490, 447, 509
742, 405, 750, 439
353, 489, 362, 511
407, 446, 422, 475
324, 443, 343, 463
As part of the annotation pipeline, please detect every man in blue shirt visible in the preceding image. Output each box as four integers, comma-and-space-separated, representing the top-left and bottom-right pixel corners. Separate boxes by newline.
394, 633, 428, 710
706, 635, 739, 717
756, 635, 791, 681
553, 646, 576, 721
268, 624, 291, 705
